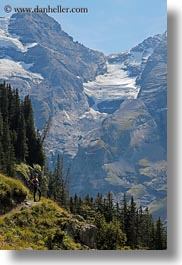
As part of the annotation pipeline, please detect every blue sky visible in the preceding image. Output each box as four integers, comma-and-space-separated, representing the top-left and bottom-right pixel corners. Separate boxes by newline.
0, 0, 167, 54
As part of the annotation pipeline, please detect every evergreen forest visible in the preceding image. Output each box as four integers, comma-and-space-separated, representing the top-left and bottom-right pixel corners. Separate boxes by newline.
0, 83, 167, 250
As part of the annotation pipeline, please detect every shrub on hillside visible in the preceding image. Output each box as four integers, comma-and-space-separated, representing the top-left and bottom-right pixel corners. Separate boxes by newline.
0, 174, 28, 214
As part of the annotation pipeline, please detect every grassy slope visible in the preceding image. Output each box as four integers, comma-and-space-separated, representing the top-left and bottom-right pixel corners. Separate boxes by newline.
0, 198, 85, 250
0, 174, 28, 215
0, 174, 85, 250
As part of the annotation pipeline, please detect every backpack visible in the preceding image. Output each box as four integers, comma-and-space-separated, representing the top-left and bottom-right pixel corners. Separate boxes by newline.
33, 178, 39, 188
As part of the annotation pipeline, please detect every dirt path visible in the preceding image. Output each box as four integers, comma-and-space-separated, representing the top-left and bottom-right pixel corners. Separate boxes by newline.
1, 200, 42, 219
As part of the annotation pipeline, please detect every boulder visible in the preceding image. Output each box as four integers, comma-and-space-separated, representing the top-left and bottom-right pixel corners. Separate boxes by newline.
79, 224, 98, 249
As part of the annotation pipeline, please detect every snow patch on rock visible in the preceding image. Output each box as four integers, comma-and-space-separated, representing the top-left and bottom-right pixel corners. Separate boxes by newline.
0, 17, 37, 52
0, 59, 43, 82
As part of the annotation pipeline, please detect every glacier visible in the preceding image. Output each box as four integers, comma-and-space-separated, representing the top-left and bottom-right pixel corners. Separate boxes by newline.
84, 62, 139, 109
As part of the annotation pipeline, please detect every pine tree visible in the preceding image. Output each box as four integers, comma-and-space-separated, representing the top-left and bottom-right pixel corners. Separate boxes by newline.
48, 154, 70, 207
8, 87, 18, 130
34, 131, 45, 167
0, 83, 45, 175
73, 194, 80, 214
0, 83, 8, 121
63, 165, 71, 208
53, 154, 64, 204
141, 207, 155, 249
155, 217, 166, 250
95, 192, 104, 212
23, 95, 37, 165
127, 196, 137, 249
23, 95, 44, 166
0, 112, 4, 168
121, 193, 128, 234
15, 109, 28, 162
104, 191, 114, 222
149, 219, 156, 249
69, 196, 74, 213
96, 216, 126, 250
12, 89, 21, 130
135, 206, 144, 247
2, 118, 16, 176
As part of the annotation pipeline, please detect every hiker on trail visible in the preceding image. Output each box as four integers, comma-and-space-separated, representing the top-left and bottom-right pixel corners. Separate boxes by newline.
31, 173, 41, 202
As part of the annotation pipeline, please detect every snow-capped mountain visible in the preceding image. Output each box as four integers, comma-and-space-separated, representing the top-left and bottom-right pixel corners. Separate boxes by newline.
0, 17, 37, 52
108, 33, 166, 77
0, 13, 167, 220
0, 14, 106, 156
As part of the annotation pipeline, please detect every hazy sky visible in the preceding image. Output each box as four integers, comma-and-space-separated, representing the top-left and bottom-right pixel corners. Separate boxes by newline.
0, 0, 167, 54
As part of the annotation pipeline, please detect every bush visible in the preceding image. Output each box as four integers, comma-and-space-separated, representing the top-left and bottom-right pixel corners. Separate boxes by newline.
0, 174, 28, 214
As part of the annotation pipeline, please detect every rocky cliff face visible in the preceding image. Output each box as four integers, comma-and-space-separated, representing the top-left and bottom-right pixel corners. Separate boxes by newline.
0, 13, 106, 156
9, 13, 106, 82
0, 14, 167, 220
71, 33, 167, 220
138, 36, 167, 151
71, 99, 166, 217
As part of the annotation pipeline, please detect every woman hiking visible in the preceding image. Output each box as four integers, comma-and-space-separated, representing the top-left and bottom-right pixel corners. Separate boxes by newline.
31, 173, 41, 202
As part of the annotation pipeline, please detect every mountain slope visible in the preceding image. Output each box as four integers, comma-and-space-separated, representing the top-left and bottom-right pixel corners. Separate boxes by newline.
0, 14, 167, 220
0, 174, 97, 250
71, 34, 167, 220
138, 36, 167, 150
0, 198, 84, 250
9, 13, 106, 82
0, 14, 106, 126
71, 99, 167, 218
0, 13, 107, 157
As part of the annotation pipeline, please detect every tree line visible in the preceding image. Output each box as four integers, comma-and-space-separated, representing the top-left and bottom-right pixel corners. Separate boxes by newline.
47, 155, 167, 250
0, 83, 45, 176
68, 192, 167, 250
